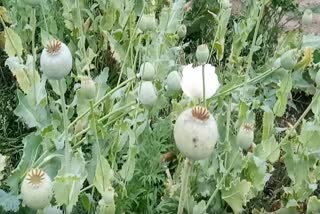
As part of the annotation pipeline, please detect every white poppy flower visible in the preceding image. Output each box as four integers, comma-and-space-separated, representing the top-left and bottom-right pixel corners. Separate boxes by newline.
180, 64, 220, 100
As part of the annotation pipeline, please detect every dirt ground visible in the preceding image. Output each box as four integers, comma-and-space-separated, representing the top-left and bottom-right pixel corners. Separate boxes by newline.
231, 0, 320, 35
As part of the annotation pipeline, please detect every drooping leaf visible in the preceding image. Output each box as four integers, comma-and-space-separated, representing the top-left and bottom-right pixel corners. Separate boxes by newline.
119, 145, 138, 182
93, 156, 114, 194
5, 57, 30, 93
261, 109, 274, 141
6, 133, 42, 193
4, 28, 23, 57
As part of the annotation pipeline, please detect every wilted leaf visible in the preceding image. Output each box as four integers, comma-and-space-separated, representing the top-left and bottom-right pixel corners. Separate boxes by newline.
5, 57, 30, 93
119, 145, 138, 182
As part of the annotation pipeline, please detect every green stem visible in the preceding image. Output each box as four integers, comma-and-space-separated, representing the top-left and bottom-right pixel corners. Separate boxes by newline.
31, 8, 37, 104
244, 2, 265, 77
177, 158, 192, 214
117, 4, 145, 85
90, 101, 106, 191
201, 153, 239, 213
67, 77, 135, 131
202, 64, 206, 107
59, 79, 71, 169
213, 67, 277, 99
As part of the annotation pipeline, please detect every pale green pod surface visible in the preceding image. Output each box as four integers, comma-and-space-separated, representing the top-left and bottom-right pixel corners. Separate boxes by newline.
166, 71, 182, 91
138, 81, 157, 106
236, 123, 254, 151
280, 49, 297, 70
139, 62, 155, 81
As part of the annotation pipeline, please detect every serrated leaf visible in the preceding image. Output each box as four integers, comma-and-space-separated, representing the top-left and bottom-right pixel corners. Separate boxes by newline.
4, 28, 23, 57
119, 145, 138, 182
6, 133, 41, 193
244, 154, 271, 191
307, 196, 320, 214
53, 149, 87, 213
93, 157, 114, 194
14, 91, 40, 128
273, 72, 292, 117
0, 189, 20, 212
221, 179, 251, 214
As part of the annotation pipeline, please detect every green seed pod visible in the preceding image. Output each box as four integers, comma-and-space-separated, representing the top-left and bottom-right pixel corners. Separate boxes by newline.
177, 25, 187, 38
280, 49, 297, 70
236, 123, 254, 151
166, 71, 181, 91
81, 77, 96, 100
315, 71, 320, 87
302, 9, 313, 27
138, 81, 157, 106
196, 44, 209, 65
139, 62, 155, 81
138, 14, 157, 32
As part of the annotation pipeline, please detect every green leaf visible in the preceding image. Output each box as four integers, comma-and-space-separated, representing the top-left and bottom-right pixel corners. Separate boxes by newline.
119, 145, 138, 182
192, 200, 207, 214
6, 133, 42, 193
93, 157, 114, 194
303, 34, 320, 49
159, 0, 186, 34
261, 109, 274, 141
5, 57, 30, 93
307, 196, 320, 214
4, 28, 23, 57
0, 189, 20, 212
14, 91, 40, 128
244, 154, 271, 191
254, 136, 280, 163
299, 121, 320, 158
273, 72, 292, 117
53, 149, 87, 213
96, 199, 116, 214
221, 179, 251, 214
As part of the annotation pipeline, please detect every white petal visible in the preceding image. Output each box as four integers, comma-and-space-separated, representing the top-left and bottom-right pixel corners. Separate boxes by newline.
181, 64, 220, 100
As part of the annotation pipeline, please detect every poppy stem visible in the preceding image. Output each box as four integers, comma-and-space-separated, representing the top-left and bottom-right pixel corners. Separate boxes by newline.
202, 64, 206, 107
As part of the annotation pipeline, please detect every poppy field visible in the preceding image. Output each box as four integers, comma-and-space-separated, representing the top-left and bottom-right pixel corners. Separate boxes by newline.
1, 0, 320, 213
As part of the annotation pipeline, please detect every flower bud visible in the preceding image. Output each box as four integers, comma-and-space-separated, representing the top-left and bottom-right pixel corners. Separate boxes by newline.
177, 25, 187, 38
138, 14, 157, 32
166, 71, 182, 91
138, 81, 157, 106
196, 44, 209, 64
81, 76, 96, 100
302, 9, 313, 27
139, 62, 155, 81
280, 49, 297, 70
236, 123, 254, 151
